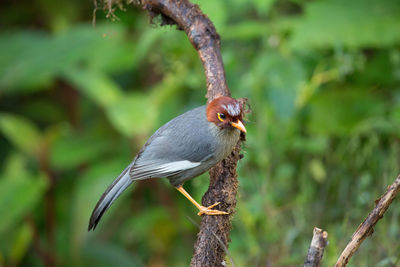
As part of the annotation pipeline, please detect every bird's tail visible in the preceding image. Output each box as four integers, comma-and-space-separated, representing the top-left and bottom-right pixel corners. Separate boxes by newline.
88, 164, 133, 231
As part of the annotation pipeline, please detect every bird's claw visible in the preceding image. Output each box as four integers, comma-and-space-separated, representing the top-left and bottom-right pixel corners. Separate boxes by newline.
197, 202, 229, 216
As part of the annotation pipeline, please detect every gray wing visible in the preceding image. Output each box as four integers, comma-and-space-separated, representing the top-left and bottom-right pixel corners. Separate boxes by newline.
129, 106, 217, 180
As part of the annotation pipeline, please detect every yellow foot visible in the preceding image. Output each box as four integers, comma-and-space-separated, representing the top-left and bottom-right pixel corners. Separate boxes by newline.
197, 202, 229, 216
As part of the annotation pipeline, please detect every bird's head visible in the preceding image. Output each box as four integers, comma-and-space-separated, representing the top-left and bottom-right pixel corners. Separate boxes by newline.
206, 96, 247, 133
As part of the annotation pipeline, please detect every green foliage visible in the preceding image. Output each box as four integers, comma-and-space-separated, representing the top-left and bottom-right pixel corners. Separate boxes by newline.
291, 0, 400, 49
0, 154, 48, 265
0, 24, 135, 92
1, 0, 400, 266
307, 88, 386, 135
50, 128, 111, 169
0, 113, 41, 154
0, 172, 47, 234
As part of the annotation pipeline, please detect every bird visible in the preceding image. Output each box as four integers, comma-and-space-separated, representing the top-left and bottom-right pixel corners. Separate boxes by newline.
88, 96, 247, 231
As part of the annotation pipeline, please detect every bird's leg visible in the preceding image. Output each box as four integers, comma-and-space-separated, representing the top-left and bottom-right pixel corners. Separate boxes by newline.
175, 186, 229, 216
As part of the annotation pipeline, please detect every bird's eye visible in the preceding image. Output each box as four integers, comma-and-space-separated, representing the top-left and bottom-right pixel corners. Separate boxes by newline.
217, 113, 226, 121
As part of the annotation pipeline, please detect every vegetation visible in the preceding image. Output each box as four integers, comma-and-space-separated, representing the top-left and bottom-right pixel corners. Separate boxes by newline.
1, 0, 400, 266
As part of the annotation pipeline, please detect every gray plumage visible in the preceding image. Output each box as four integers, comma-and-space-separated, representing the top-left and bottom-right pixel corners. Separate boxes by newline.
88, 106, 240, 230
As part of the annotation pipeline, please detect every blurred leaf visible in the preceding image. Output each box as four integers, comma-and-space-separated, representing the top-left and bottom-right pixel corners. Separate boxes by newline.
0, 173, 47, 234
50, 129, 110, 169
0, 31, 48, 81
0, 24, 132, 92
62, 67, 122, 107
131, 29, 165, 67
254, 0, 275, 15
355, 51, 398, 86
291, 0, 400, 49
10, 222, 33, 264
309, 158, 326, 183
123, 207, 171, 241
296, 68, 339, 108
2, 153, 29, 180
224, 21, 270, 40
291, 136, 328, 155
307, 88, 385, 135
255, 53, 305, 120
106, 93, 156, 137
86, 26, 136, 72
224, 18, 296, 40
82, 242, 144, 267
0, 113, 41, 155
21, 99, 66, 124
63, 67, 157, 137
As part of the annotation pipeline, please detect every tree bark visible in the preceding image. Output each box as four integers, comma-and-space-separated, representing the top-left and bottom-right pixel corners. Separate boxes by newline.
139, 1, 242, 266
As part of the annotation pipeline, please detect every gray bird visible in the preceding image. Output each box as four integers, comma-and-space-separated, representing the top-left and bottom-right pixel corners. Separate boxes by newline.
88, 96, 247, 230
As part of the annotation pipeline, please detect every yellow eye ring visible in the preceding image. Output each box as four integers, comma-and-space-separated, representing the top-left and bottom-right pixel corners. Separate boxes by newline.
217, 113, 226, 122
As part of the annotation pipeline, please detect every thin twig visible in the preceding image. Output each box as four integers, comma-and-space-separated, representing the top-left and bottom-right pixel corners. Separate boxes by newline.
304, 227, 328, 267
92, 0, 98, 27
335, 174, 400, 267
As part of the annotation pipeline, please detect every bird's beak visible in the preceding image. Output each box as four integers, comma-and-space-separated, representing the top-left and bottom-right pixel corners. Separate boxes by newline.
231, 120, 247, 133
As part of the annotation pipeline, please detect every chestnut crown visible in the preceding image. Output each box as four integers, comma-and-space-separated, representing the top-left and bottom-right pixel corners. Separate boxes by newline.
206, 96, 246, 132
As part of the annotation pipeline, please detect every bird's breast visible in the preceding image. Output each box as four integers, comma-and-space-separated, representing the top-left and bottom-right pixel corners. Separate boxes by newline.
208, 123, 240, 162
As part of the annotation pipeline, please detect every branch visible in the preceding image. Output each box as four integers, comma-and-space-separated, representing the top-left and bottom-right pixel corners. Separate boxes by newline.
138, 0, 242, 266
335, 174, 400, 267
304, 227, 328, 267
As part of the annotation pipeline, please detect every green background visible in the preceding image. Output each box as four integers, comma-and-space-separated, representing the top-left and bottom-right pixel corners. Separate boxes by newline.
1, 0, 400, 266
